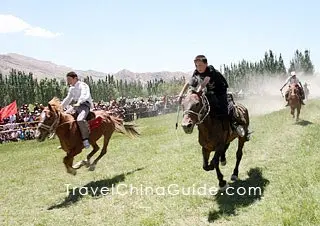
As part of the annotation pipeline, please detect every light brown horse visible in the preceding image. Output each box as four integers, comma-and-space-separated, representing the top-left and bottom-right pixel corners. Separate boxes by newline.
288, 83, 301, 121
35, 97, 139, 175
180, 91, 250, 189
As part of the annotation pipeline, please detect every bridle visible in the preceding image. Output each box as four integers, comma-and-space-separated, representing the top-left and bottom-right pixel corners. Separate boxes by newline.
37, 111, 60, 134
183, 93, 210, 125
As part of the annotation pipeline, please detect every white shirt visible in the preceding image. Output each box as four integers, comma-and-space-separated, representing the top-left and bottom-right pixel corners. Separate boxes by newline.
283, 75, 300, 87
61, 81, 93, 109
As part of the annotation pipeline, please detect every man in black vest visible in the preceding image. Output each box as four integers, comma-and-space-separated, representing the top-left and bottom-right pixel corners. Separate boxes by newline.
178, 55, 229, 118
178, 55, 246, 137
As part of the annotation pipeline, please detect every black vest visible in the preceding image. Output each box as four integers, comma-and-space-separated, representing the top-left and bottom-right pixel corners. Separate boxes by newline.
192, 65, 228, 95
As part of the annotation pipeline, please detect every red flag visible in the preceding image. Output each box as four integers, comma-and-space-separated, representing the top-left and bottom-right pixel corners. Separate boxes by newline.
0, 100, 18, 121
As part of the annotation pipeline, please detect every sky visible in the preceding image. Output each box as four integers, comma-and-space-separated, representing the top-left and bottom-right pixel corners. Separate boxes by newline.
0, 0, 319, 74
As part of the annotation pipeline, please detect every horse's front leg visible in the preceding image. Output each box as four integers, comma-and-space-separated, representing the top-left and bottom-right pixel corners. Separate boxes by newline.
63, 152, 77, 175
202, 147, 214, 171
296, 107, 301, 122
291, 107, 295, 118
209, 144, 227, 189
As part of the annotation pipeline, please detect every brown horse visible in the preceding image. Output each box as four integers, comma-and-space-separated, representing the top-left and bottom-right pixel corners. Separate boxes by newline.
287, 83, 301, 121
180, 91, 250, 189
35, 97, 140, 175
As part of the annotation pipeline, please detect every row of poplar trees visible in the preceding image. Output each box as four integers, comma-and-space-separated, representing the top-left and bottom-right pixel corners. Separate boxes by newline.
0, 49, 315, 107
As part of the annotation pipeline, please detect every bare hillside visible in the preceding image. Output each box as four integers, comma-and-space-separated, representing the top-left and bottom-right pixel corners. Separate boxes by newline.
0, 53, 190, 82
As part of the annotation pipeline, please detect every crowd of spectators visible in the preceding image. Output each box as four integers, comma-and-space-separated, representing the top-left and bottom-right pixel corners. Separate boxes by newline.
0, 95, 179, 144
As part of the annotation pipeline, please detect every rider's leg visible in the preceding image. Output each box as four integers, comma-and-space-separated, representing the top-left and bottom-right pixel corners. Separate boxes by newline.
76, 103, 91, 149
206, 94, 217, 119
216, 93, 229, 118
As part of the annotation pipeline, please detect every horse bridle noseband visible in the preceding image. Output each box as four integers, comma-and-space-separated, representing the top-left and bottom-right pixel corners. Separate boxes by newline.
183, 94, 210, 125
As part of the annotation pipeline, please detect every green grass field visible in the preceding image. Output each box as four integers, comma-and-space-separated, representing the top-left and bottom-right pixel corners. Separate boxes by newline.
1, 99, 320, 226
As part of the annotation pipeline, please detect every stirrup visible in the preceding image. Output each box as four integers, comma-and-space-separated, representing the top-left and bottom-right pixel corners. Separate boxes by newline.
231, 122, 245, 137
236, 125, 245, 137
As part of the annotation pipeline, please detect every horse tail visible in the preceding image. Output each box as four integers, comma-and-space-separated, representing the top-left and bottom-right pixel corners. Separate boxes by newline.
123, 124, 140, 138
110, 115, 140, 138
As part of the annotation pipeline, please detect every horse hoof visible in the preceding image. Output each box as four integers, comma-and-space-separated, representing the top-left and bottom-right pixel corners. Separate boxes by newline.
203, 165, 214, 171
88, 164, 96, 171
73, 160, 85, 169
219, 182, 229, 191
221, 160, 226, 166
231, 175, 238, 181
83, 160, 90, 168
67, 169, 77, 176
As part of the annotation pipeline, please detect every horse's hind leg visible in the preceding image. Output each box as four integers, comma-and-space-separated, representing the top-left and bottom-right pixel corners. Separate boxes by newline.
202, 147, 214, 171
73, 142, 100, 169
89, 132, 112, 171
86, 142, 100, 167
231, 139, 245, 181
210, 144, 227, 189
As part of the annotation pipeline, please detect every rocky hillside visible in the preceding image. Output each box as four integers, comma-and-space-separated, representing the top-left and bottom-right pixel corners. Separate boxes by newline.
0, 53, 191, 83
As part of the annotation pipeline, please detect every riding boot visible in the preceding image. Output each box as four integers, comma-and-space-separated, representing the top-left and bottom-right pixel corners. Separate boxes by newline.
77, 120, 90, 149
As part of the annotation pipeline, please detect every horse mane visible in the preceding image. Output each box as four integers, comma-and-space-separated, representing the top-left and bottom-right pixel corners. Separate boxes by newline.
48, 97, 63, 112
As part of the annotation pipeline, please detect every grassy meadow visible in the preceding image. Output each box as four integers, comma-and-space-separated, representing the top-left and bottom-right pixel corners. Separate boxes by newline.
1, 99, 320, 226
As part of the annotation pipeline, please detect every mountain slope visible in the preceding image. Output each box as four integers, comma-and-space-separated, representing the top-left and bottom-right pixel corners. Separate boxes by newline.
0, 53, 191, 83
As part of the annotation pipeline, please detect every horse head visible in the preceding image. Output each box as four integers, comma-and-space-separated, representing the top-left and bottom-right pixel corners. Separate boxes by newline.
180, 90, 210, 134
35, 97, 62, 142
289, 83, 299, 98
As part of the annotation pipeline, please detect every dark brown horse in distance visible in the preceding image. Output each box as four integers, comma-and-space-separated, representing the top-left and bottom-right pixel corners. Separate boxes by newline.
180, 91, 250, 189
35, 97, 139, 175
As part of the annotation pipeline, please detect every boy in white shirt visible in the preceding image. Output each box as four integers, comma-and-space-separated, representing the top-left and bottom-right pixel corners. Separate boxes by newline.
61, 71, 94, 148
280, 71, 305, 106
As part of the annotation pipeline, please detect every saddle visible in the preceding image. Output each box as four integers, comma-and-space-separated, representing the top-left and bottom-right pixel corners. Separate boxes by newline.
71, 111, 102, 131
71, 111, 96, 121
227, 93, 247, 125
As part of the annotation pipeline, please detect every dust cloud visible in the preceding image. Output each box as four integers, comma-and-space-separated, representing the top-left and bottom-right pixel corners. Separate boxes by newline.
234, 74, 320, 116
